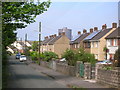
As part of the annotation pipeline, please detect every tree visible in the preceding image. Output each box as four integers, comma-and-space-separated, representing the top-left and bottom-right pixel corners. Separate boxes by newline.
31, 41, 39, 51
114, 47, 120, 67
2, 1, 51, 48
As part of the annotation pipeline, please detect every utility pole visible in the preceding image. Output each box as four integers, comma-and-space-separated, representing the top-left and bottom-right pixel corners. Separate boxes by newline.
38, 22, 41, 65
25, 33, 27, 55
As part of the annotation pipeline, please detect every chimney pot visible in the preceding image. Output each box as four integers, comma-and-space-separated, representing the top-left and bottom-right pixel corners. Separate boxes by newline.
94, 27, 98, 31
54, 34, 56, 37
61, 32, 65, 36
102, 24, 107, 30
83, 29, 87, 33
112, 23, 117, 28
58, 32, 61, 36
78, 31, 81, 35
90, 28, 93, 33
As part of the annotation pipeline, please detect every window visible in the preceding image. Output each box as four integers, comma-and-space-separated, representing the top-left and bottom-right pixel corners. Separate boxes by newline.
95, 42, 98, 47
118, 39, 120, 46
114, 39, 117, 46
110, 39, 114, 46
91, 42, 94, 48
95, 54, 98, 59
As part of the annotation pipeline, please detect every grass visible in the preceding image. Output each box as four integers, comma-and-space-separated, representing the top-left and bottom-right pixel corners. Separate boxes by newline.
67, 84, 88, 90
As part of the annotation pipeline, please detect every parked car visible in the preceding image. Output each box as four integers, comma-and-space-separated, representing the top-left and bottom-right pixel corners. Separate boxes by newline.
15, 54, 21, 59
19, 55, 27, 62
97, 60, 112, 64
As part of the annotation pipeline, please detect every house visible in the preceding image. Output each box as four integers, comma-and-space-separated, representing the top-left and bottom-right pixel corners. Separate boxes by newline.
70, 29, 89, 50
7, 45, 18, 54
83, 27, 101, 53
41, 32, 70, 58
105, 27, 120, 60
90, 23, 117, 61
41, 35, 55, 53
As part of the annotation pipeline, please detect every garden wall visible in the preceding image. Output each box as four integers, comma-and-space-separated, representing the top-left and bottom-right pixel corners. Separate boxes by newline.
97, 67, 120, 88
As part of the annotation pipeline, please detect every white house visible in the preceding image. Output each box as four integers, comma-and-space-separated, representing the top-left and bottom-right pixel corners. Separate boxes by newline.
105, 27, 120, 60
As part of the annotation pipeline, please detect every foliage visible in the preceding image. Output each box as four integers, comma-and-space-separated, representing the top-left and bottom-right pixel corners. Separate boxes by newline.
114, 47, 120, 67
30, 51, 39, 61
62, 48, 96, 66
43, 51, 58, 62
2, 1, 51, 48
31, 41, 39, 51
103, 46, 108, 52
62, 49, 76, 66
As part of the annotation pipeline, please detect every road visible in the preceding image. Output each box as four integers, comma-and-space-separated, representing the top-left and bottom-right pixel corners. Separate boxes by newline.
7, 55, 67, 88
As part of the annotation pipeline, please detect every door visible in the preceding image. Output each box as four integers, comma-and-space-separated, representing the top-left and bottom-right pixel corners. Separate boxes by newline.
79, 62, 84, 77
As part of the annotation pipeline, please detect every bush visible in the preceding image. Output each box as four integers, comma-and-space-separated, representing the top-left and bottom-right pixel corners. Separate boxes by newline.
62, 48, 96, 66
62, 49, 76, 66
43, 51, 58, 62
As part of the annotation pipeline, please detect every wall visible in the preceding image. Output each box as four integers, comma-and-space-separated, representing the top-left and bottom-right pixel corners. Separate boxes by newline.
56, 63, 76, 76
54, 35, 70, 58
97, 68, 120, 88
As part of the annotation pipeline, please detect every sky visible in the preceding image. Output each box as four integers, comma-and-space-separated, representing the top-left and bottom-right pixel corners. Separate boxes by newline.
16, 2, 118, 41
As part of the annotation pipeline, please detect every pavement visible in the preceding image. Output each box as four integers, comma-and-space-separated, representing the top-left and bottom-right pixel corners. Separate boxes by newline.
25, 59, 117, 89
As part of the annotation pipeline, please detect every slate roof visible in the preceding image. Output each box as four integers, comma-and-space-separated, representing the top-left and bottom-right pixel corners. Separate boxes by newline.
18, 42, 25, 46
83, 30, 101, 42
48, 35, 62, 45
90, 28, 112, 41
105, 27, 120, 39
71, 33, 89, 44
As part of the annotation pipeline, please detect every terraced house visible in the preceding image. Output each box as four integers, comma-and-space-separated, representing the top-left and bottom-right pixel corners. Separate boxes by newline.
90, 23, 117, 61
83, 27, 100, 53
70, 29, 89, 50
41, 32, 70, 58
105, 27, 120, 60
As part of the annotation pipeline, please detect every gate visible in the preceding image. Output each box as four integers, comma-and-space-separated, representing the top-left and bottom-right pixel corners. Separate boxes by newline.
79, 62, 84, 77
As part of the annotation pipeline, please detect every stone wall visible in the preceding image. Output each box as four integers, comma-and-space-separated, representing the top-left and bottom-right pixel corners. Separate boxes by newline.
56, 63, 76, 76
97, 68, 120, 88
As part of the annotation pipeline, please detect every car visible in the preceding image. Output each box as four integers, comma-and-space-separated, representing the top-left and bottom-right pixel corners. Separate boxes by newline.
96, 60, 112, 64
15, 54, 21, 59
19, 55, 27, 62
59, 58, 66, 62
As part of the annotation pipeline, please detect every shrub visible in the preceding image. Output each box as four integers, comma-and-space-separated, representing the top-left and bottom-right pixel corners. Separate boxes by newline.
62, 49, 76, 66
62, 48, 96, 66
43, 51, 58, 62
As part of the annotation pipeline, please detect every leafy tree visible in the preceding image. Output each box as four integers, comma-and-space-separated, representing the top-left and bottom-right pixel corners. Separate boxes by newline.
2, 1, 51, 48
114, 47, 120, 67
43, 51, 58, 62
31, 41, 39, 51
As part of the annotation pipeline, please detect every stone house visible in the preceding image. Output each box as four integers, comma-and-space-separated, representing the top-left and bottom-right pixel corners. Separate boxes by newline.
70, 29, 89, 50
90, 23, 117, 61
105, 27, 120, 60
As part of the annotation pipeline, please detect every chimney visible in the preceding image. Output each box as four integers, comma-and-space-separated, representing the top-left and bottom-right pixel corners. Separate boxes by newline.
61, 32, 65, 36
94, 27, 98, 31
90, 28, 93, 33
78, 31, 81, 35
49, 35, 52, 38
112, 23, 117, 28
102, 24, 107, 30
54, 34, 56, 37
58, 32, 61, 36
83, 29, 87, 34
44, 36, 48, 40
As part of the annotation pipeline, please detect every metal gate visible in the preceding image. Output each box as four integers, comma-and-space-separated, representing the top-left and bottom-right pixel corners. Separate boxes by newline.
79, 62, 84, 77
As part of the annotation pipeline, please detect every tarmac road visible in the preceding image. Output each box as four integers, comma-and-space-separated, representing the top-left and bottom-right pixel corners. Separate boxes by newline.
7, 55, 67, 88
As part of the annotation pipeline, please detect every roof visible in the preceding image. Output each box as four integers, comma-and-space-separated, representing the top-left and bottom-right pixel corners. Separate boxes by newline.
48, 35, 62, 45
83, 30, 101, 42
8, 45, 18, 50
18, 42, 25, 46
90, 28, 112, 41
105, 27, 120, 39
71, 35, 81, 41
71, 33, 89, 44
